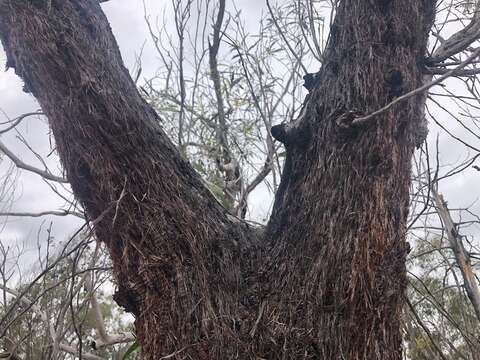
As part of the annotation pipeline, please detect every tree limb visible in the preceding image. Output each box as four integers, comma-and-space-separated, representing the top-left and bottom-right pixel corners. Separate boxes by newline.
0, 210, 84, 219
433, 190, 480, 321
84, 275, 135, 349
427, 7, 480, 64
0, 112, 42, 135
0, 140, 68, 183
424, 66, 480, 76
351, 46, 480, 126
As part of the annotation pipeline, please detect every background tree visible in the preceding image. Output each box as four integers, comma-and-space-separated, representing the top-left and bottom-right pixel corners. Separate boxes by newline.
0, 231, 136, 360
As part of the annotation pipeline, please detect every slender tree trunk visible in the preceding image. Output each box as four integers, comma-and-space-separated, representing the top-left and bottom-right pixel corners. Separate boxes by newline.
0, 0, 436, 359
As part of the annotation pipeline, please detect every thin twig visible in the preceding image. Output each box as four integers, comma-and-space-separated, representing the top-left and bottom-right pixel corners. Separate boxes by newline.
352, 46, 480, 126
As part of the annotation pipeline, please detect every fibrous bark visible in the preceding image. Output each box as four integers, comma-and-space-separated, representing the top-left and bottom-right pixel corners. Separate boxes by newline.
0, 0, 436, 359
261, 0, 436, 357
0, 1, 255, 358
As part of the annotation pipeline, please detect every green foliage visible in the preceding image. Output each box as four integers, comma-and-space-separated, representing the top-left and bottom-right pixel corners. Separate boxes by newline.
122, 341, 139, 360
406, 235, 480, 359
0, 239, 135, 360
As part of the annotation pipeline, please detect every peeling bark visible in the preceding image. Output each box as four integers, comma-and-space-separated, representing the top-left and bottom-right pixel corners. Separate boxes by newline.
0, 0, 436, 359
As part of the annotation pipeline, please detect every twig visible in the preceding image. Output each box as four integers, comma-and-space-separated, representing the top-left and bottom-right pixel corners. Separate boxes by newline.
407, 298, 449, 360
0, 140, 68, 183
0, 210, 84, 219
265, 0, 308, 73
0, 112, 42, 135
352, 46, 480, 126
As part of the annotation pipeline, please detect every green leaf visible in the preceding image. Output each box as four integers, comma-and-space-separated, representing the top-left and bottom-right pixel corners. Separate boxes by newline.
122, 341, 140, 360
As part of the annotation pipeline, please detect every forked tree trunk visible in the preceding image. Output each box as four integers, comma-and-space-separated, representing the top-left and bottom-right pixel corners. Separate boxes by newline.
0, 0, 436, 359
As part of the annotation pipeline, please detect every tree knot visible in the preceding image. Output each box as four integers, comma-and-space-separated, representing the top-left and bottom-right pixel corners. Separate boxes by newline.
335, 110, 364, 128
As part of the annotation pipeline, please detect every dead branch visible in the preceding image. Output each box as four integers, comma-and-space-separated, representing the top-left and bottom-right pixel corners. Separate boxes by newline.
433, 190, 480, 321
352, 46, 480, 126
0, 141, 67, 183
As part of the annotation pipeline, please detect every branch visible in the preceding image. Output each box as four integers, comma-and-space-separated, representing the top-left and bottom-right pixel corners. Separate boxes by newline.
85, 276, 135, 349
235, 157, 272, 217
433, 191, 480, 321
0, 210, 84, 219
92, 333, 135, 349
0, 112, 43, 135
351, 46, 480, 126
427, 9, 480, 64
406, 298, 449, 360
0, 285, 106, 360
424, 66, 480, 76
0, 3, 253, 351
0, 140, 68, 183
209, 0, 244, 211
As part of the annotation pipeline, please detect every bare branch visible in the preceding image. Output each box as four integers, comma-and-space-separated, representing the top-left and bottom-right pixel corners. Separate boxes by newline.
428, 9, 480, 64
425, 66, 480, 76
351, 46, 480, 126
0, 140, 68, 183
0, 210, 84, 219
0, 112, 42, 135
84, 275, 135, 349
407, 298, 450, 360
433, 191, 480, 321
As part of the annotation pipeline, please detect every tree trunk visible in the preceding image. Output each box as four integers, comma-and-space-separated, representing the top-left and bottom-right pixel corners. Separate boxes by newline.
0, 0, 436, 359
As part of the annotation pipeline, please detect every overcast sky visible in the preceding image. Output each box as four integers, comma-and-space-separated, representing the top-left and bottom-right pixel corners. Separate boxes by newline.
0, 1, 479, 273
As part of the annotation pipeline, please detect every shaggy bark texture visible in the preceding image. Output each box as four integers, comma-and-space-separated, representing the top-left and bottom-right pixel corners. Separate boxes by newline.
260, 1, 436, 358
0, 1, 256, 357
0, 0, 436, 359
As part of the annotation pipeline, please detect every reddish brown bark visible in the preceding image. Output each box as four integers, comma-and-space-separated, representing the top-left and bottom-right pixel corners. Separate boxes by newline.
0, 0, 436, 359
